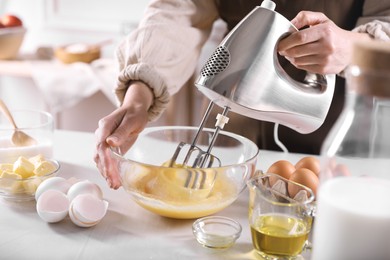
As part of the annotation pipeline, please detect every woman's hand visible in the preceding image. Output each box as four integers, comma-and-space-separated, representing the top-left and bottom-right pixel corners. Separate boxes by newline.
94, 81, 153, 189
278, 11, 371, 74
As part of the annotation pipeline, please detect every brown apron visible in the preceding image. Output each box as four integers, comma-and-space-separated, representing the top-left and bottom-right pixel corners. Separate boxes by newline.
204, 0, 364, 154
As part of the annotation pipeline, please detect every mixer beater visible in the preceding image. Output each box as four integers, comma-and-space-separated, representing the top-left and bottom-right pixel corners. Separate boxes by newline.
169, 101, 230, 169
168, 101, 230, 189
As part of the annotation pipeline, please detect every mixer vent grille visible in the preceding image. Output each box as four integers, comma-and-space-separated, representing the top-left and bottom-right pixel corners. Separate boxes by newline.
200, 46, 230, 77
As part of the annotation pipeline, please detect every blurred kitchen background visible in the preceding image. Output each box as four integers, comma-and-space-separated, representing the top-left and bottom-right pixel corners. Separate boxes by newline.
0, 0, 226, 132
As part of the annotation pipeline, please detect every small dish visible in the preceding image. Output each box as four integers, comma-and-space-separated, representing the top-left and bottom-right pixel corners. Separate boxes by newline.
192, 216, 242, 249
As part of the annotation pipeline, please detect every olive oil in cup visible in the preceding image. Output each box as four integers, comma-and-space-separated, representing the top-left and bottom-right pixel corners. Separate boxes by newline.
247, 173, 315, 259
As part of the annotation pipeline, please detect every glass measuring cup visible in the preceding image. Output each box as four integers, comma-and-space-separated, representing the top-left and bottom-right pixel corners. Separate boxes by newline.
247, 173, 315, 259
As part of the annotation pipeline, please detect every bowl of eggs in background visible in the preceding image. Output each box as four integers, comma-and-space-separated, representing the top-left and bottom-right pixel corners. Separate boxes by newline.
111, 126, 259, 219
0, 109, 56, 201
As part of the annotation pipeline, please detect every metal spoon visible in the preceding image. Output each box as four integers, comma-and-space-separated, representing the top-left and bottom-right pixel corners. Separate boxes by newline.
0, 99, 37, 147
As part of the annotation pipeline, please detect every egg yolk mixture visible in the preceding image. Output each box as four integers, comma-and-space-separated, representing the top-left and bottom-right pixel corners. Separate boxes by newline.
122, 163, 239, 219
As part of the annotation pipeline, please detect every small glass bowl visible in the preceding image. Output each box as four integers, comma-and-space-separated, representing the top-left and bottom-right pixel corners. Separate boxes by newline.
0, 159, 60, 202
192, 216, 242, 249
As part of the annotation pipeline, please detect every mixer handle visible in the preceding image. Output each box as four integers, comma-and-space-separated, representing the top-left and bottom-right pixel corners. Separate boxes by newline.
303, 73, 328, 91
275, 34, 330, 93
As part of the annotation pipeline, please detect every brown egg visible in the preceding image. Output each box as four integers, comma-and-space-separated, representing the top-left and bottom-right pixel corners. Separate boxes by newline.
295, 156, 320, 177
288, 168, 319, 198
267, 160, 296, 186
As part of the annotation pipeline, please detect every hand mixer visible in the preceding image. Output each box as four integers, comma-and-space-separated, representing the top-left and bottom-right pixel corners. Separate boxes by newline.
169, 0, 335, 189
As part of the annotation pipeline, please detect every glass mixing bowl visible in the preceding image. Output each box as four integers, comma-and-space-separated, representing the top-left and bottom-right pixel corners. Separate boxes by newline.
111, 126, 259, 219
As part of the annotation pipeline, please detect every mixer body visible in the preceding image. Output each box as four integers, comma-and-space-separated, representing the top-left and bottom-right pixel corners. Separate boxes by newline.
195, 4, 335, 134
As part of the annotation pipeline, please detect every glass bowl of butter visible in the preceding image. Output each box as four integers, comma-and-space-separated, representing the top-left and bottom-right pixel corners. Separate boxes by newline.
0, 155, 60, 201
111, 126, 259, 219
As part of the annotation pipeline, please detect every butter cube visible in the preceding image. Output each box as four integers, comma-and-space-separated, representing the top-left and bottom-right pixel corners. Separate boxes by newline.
13, 157, 35, 179
34, 161, 56, 176
0, 171, 22, 179
0, 171, 23, 191
23, 178, 42, 194
28, 154, 45, 167
0, 163, 14, 174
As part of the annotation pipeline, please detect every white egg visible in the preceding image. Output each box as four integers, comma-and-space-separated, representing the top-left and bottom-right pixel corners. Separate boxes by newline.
67, 180, 103, 202
35, 176, 71, 201
69, 194, 109, 227
36, 189, 69, 223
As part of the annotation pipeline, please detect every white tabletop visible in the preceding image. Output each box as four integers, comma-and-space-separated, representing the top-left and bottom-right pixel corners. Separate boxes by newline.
0, 130, 312, 260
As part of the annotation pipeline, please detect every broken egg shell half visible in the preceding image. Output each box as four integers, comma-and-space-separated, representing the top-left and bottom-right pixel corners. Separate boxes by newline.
69, 194, 109, 227
67, 180, 103, 202
35, 176, 72, 201
36, 189, 70, 223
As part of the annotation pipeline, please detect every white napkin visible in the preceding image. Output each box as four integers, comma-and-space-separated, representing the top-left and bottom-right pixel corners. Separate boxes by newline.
29, 58, 117, 113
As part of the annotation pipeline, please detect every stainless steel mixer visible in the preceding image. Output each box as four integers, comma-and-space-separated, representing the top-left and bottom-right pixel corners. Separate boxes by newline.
169, 0, 335, 187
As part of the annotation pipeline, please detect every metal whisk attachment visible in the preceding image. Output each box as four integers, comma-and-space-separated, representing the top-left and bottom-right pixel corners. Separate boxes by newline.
168, 101, 230, 189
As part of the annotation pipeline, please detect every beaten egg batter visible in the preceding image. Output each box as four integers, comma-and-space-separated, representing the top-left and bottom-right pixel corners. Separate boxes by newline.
122, 165, 239, 219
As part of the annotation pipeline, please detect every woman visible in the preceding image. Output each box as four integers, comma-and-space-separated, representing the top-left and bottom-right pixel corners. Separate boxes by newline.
95, 0, 390, 189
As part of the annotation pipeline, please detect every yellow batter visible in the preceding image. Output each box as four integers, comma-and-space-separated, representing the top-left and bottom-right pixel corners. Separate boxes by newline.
121, 164, 239, 219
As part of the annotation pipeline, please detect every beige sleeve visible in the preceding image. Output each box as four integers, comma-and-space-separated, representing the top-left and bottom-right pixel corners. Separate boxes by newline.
353, 0, 390, 41
114, 0, 219, 122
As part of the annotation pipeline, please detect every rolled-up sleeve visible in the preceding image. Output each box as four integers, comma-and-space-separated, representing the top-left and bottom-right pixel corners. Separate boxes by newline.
353, 0, 390, 41
115, 0, 219, 121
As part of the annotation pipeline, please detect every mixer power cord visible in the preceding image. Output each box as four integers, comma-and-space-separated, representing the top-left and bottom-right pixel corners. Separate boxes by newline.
273, 123, 288, 153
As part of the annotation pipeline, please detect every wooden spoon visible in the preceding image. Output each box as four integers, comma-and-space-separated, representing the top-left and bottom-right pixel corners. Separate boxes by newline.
0, 99, 37, 147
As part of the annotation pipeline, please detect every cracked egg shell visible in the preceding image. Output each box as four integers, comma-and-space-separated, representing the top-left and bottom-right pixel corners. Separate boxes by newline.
35, 176, 71, 201
36, 189, 70, 223
69, 194, 108, 227
67, 180, 103, 202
